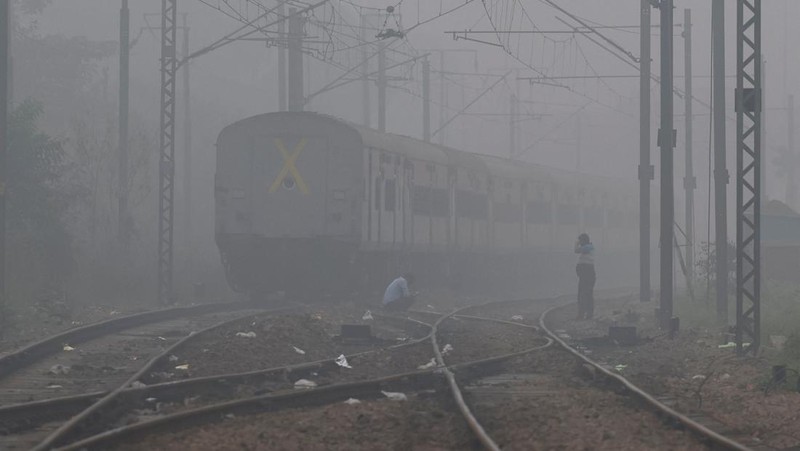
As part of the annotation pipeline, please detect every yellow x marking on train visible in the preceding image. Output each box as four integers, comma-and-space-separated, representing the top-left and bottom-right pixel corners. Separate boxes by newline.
269, 138, 309, 195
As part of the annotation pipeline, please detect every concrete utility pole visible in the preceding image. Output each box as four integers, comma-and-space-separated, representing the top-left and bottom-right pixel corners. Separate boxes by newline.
658, 0, 675, 329
277, 1, 286, 111
118, 0, 130, 251
787, 95, 796, 208
575, 111, 582, 170
181, 13, 192, 288
683, 8, 695, 282
639, 0, 653, 304
438, 52, 445, 145
509, 94, 517, 157
287, 7, 303, 112
360, 13, 370, 127
377, 43, 386, 132
712, 0, 728, 323
422, 57, 430, 142
0, 0, 8, 320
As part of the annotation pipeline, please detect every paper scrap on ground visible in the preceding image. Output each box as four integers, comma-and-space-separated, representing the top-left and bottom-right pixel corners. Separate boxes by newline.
511, 315, 523, 321
718, 342, 736, 348
417, 358, 437, 370
441, 344, 453, 355
613, 364, 627, 372
692, 374, 706, 380
46, 384, 63, 389
293, 346, 306, 355
343, 398, 361, 405
63, 344, 75, 352
294, 379, 317, 389
362, 310, 373, 320
175, 364, 190, 370
235, 331, 257, 338
335, 354, 352, 368
130, 381, 147, 389
381, 390, 407, 401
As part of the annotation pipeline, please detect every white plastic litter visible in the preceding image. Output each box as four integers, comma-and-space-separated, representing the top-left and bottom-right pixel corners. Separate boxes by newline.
343, 398, 361, 405
719, 373, 731, 380
381, 390, 407, 401
146, 397, 158, 403
335, 354, 352, 368
294, 379, 317, 389
63, 344, 75, 352
235, 331, 257, 338
511, 315, 523, 321
441, 344, 454, 355
157, 336, 167, 341
48, 364, 70, 375
417, 358, 437, 370
362, 310, 374, 321
426, 305, 435, 310
175, 364, 190, 370
718, 342, 736, 348
692, 374, 706, 381
293, 346, 306, 355
131, 381, 147, 389
168, 355, 179, 362
46, 384, 63, 389
613, 364, 627, 372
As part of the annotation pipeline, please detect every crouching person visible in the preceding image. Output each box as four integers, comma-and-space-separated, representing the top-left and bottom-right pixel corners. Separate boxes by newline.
382, 273, 416, 311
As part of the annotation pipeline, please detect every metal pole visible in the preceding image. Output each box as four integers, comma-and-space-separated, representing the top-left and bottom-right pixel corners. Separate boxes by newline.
118, 0, 130, 251
277, 1, 286, 111
787, 95, 796, 208
438, 52, 445, 145
510, 94, 517, 158
683, 9, 695, 283
735, 0, 762, 355
639, 0, 653, 304
158, 0, 177, 305
0, 0, 8, 324
360, 13, 370, 127
658, 0, 675, 328
181, 13, 192, 290
761, 58, 767, 202
712, 0, 728, 322
575, 110, 582, 170
287, 8, 303, 112
423, 57, 430, 142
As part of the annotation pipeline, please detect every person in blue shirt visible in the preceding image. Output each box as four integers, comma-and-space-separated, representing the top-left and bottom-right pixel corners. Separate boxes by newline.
382, 273, 416, 311
574, 233, 596, 320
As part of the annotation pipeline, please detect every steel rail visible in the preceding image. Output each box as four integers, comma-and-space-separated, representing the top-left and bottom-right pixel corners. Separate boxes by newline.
539, 303, 751, 451
33, 306, 298, 450
0, 300, 270, 380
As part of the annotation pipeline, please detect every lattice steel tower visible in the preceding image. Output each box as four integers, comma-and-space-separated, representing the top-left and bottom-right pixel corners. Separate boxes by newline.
159, 0, 177, 305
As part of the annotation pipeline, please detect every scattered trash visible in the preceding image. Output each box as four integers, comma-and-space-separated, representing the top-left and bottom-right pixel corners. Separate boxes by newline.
718, 342, 736, 349
442, 344, 454, 355
168, 355, 179, 362
362, 310, 374, 321
396, 337, 409, 342
175, 364, 190, 370
235, 331, 257, 338
110, 310, 121, 316
48, 364, 70, 375
613, 364, 627, 372
294, 379, 317, 389
557, 333, 571, 339
63, 344, 75, 352
770, 335, 788, 350
343, 398, 361, 405
46, 384, 63, 389
426, 305, 435, 310
130, 381, 147, 389
311, 313, 323, 321
335, 354, 352, 368
225, 413, 236, 419
418, 358, 437, 370
381, 390, 407, 401
692, 374, 706, 381
719, 373, 731, 380
293, 346, 306, 355
157, 336, 167, 341
146, 397, 158, 403
511, 315, 523, 321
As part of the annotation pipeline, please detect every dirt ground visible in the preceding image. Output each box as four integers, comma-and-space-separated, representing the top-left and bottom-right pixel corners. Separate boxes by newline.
547, 296, 800, 449
114, 393, 476, 451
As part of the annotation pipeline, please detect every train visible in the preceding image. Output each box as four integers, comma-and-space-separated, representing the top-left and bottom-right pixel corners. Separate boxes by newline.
215, 111, 641, 298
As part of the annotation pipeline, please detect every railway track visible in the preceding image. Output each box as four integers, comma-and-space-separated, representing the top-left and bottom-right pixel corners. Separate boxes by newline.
0, 302, 296, 450
2, 295, 756, 450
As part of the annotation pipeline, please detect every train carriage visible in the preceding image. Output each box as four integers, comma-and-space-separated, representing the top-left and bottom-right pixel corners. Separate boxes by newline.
215, 111, 641, 297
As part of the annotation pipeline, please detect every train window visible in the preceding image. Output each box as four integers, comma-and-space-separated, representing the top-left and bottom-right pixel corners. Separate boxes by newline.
374, 178, 382, 210
412, 186, 449, 217
494, 202, 521, 223
526, 201, 551, 224
456, 190, 488, 220
384, 179, 396, 212
557, 204, 579, 225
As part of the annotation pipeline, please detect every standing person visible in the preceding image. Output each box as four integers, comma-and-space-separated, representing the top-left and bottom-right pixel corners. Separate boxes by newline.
574, 233, 596, 320
382, 273, 416, 311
